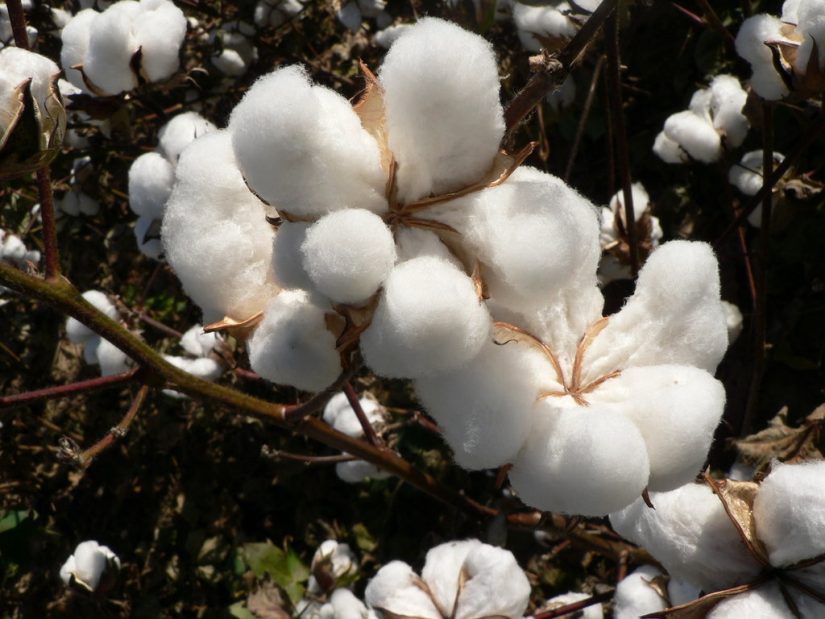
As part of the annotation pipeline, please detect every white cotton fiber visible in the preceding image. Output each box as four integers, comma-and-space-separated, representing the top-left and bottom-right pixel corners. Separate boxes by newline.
60, 9, 98, 91
229, 65, 387, 218
608, 182, 650, 224
271, 222, 314, 291
83, 1, 140, 95
662, 110, 721, 163
545, 592, 603, 619
0, 47, 59, 118
374, 23, 412, 49
247, 291, 341, 392
58, 191, 100, 217
709, 75, 749, 148
301, 209, 397, 305
735, 15, 789, 100
512, 2, 577, 52
322, 391, 384, 438
95, 338, 131, 376
66, 290, 119, 343
157, 112, 217, 164
728, 150, 783, 197
420, 540, 481, 617
509, 403, 650, 516
360, 256, 492, 379
610, 484, 762, 591
379, 18, 505, 202
393, 228, 457, 264
162, 130, 278, 323
612, 565, 666, 619
583, 241, 728, 381
365, 561, 442, 619
589, 365, 726, 492
335, 460, 390, 483
414, 341, 558, 470
753, 460, 825, 566
453, 543, 531, 619
327, 589, 369, 619
128, 152, 175, 219
132, 0, 186, 82
180, 325, 219, 357
134, 214, 163, 259
653, 131, 688, 164
163, 355, 223, 381
783, 0, 803, 23
707, 584, 790, 619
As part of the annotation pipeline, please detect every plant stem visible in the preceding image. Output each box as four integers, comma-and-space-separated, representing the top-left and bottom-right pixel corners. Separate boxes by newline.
79, 384, 151, 464
343, 381, 382, 446
533, 590, 614, 619
564, 55, 605, 183
5, 0, 29, 50
0, 368, 140, 409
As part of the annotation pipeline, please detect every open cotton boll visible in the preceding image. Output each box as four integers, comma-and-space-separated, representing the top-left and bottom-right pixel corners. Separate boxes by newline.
60, 540, 120, 592
589, 365, 726, 492
735, 15, 789, 100
709, 75, 749, 148
163, 355, 223, 381
60, 9, 98, 92
610, 484, 761, 591
509, 403, 650, 516
707, 583, 791, 619
608, 182, 650, 224
360, 256, 492, 379
374, 23, 412, 49
132, 0, 186, 83
128, 152, 175, 220
653, 131, 688, 164
271, 222, 314, 291
66, 290, 119, 343
301, 209, 397, 305
613, 565, 667, 619
322, 391, 384, 437
452, 544, 531, 619
662, 110, 721, 163
414, 341, 559, 470
728, 150, 785, 197
336, 2, 362, 32
326, 589, 370, 619
421, 540, 482, 617
379, 18, 504, 203
134, 215, 163, 259
544, 592, 603, 619
180, 325, 219, 357
95, 338, 131, 376
336, 460, 390, 483
83, 1, 140, 95
248, 291, 341, 392
162, 130, 278, 323
366, 561, 442, 619
583, 241, 728, 381
512, 2, 577, 52
0, 47, 59, 116
157, 112, 217, 165
229, 65, 387, 218
254, 0, 305, 28
753, 460, 825, 566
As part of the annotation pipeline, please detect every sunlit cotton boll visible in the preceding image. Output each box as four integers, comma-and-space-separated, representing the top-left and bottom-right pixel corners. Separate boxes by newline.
60, 9, 98, 92
301, 209, 397, 305
360, 256, 492, 379
66, 290, 119, 344
509, 403, 650, 516
248, 290, 341, 392
83, 0, 141, 95
157, 112, 217, 165
707, 583, 800, 619
378, 18, 505, 203
60, 540, 120, 593
512, 2, 578, 52
661, 110, 721, 163
229, 65, 387, 218
0, 47, 59, 119
128, 152, 175, 220
131, 0, 187, 83
180, 324, 219, 357
708, 75, 749, 148
735, 15, 790, 100
322, 392, 390, 483
612, 565, 667, 619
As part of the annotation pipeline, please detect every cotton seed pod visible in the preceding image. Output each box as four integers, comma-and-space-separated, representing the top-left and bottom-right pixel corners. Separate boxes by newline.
0, 48, 65, 180
301, 209, 397, 305
379, 18, 505, 203
360, 256, 492, 379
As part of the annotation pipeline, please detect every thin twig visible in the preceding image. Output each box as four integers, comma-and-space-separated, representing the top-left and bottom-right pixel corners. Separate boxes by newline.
78, 384, 151, 464
533, 590, 614, 619
5, 0, 29, 49
0, 368, 140, 409
343, 381, 382, 446
262, 448, 356, 465
564, 55, 606, 182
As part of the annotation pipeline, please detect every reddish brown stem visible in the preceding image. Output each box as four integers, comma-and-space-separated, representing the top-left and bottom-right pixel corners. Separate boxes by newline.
343, 381, 382, 446
5, 0, 29, 50
533, 590, 613, 619
35, 168, 61, 280
78, 384, 151, 465
262, 449, 356, 465
0, 368, 140, 409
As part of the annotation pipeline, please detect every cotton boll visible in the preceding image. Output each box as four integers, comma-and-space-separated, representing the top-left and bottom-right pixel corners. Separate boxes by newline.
128, 152, 175, 219
709, 75, 749, 148
336, 460, 391, 483
60, 9, 98, 92
132, 0, 187, 82
735, 15, 789, 100
512, 3, 577, 52
414, 341, 558, 470
544, 592, 603, 619
662, 110, 721, 163
163, 355, 223, 381
322, 391, 384, 437
583, 241, 728, 381
360, 256, 492, 379
60, 541, 119, 592
271, 222, 313, 291
589, 365, 726, 492
546, 75, 576, 111
0, 47, 60, 114
248, 291, 341, 392
707, 583, 790, 619
753, 460, 825, 566
157, 112, 217, 165
608, 182, 650, 225
613, 565, 667, 619
66, 290, 119, 343
212, 48, 247, 76
653, 131, 688, 164
722, 301, 743, 343
301, 209, 397, 305
750, 65, 791, 101
95, 338, 131, 376
421, 540, 481, 617
134, 214, 163, 259
84, 1, 140, 95
374, 23, 412, 49
58, 191, 99, 217
162, 130, 278, 323
379, 18, 504, 203
509, 403, 650, 516
453, 543, 531, 619
229, 65, 387, 218
365, 561, 442, 619
327, 589, 370, 619
180, 325, 219, 357
610, 484, 762, 591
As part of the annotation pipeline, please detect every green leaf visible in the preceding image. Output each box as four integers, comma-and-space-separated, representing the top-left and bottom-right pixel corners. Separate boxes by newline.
0, 510, 33, 534
229, 602, 255, 619
237, 542, 309, 605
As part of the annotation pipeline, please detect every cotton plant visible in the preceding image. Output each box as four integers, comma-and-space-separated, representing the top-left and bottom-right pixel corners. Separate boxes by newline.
653, 75, 749, 164
59, 0, 187, 97
65, 290, 132, 376
736, 0, 825, 100
59, 540, 120, 594
128, 111, 216, 259
365, 539, 530, 619
610, 460, 825, 618
336, 0, 392, 34
322, 392, 391, 483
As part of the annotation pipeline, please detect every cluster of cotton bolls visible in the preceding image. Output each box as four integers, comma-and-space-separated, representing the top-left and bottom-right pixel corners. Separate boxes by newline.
254, 0, 305, 29
295, 539, 363, 619
65, 290, 131, 376
128, 112, 216, 259
728, 150, 787, 228
162, 324, 224, 397
336, 0, 391, 33
610, 460, 825, 618
653, 75, 749, 164
60, 540, 120, 594
736, 0, 825, 100
60, 0, 186, 96
158, 17, 733, 517
322, 392, 390, 483
207, 20, 258, 77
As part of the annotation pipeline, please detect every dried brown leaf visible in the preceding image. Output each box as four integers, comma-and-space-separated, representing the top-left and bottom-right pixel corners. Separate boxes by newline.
354, 61, 393, 174
735, 405, 825, 467
203, 312, 264, 340
247, 581, 291, 619
641, 581, 765, 619
703, 473, 770, 566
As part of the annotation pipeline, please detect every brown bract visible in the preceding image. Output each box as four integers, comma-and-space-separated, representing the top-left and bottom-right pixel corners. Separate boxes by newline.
766, 25, 825, 98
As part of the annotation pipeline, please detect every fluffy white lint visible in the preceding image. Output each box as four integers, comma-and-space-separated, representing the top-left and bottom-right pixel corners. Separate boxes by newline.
322, 392, 390, 483
59, 540, 120, 592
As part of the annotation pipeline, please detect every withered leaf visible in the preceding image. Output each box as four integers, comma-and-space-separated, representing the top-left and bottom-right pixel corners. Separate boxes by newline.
494, 321, 565, 386
735, 405, 825, 467
247, 581, 291, 619
203, 311, 264, 339
641, 581, 766, 619
354, 61, 393, 175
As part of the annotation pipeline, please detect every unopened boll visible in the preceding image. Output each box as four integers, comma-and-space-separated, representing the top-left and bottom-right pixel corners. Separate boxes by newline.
248, 291, 341, 392
378, 18, 504, 202
301, 209, 397, 305
360, 256, 492, 379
